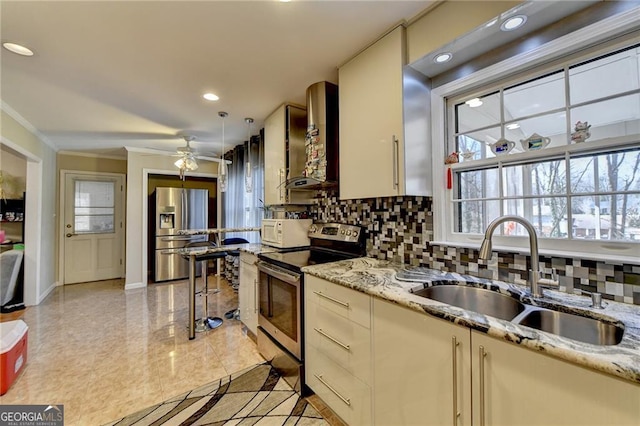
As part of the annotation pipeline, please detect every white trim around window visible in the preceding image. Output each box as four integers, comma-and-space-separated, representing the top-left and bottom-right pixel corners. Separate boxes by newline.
430, 6, 640, 265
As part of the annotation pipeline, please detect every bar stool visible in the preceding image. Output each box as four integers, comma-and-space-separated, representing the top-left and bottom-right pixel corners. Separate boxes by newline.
185, 241, 226, 332
221, 237, 249, 320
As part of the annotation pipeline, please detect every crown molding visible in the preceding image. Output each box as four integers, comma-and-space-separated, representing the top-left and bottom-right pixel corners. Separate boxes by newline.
0, 101, 58, 151
57, 150, 126, 161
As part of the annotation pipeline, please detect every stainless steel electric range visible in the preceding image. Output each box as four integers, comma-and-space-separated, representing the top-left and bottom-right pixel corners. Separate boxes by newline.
256, 222, 366, 394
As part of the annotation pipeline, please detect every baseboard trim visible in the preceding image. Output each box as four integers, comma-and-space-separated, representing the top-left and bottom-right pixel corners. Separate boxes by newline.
125, 282, 146, 290
38, 282, 57, 304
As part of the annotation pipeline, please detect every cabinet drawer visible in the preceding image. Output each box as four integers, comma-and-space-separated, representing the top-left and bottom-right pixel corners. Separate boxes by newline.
306, 346, 372, 426
306, 301, 372, 385
306, 275, 371, 328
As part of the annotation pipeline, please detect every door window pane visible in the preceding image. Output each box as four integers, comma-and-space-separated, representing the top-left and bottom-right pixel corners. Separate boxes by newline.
74, 180, 115, 234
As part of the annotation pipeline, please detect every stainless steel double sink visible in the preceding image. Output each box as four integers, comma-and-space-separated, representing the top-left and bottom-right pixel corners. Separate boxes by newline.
412, 284, 624, 346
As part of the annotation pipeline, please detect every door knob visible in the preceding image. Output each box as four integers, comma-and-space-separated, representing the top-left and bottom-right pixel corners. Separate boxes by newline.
66, 233, 73, 238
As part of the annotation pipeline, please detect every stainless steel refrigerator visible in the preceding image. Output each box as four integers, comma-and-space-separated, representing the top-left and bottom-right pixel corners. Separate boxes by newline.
154, 187, 208, 282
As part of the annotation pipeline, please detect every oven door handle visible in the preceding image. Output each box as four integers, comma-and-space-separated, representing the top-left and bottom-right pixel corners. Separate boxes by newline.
257, 261, 301, 284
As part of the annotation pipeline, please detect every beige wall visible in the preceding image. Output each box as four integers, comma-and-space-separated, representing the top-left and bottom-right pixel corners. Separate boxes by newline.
57, 153, 127, 174
1, 109, 57, 305
125, 151, 220, 287
1, 146, 27, 198
407, 1, 520, 64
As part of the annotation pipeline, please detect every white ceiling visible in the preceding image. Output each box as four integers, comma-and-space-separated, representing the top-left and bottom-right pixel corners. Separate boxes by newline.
1, 0, 433, 159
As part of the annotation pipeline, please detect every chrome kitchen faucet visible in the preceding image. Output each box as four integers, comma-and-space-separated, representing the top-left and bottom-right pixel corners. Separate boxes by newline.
479, 215, 558, 298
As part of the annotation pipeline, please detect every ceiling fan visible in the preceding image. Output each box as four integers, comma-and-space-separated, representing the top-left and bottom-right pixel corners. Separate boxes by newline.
142, 135, 228, 180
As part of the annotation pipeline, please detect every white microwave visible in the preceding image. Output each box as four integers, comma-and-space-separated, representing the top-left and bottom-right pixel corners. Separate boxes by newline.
261, 219, 312, 248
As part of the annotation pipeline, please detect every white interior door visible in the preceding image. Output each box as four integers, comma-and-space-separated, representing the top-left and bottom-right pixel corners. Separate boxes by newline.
63, 173, 125, 284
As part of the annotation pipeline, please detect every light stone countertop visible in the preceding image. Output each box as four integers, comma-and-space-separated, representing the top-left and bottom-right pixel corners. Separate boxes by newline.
302, 257, 640, 385
178, 243, 277, 258
177, 227, 261, 235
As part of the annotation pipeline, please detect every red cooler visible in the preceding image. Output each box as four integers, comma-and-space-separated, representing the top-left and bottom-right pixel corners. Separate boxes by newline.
0, 319, 28, 395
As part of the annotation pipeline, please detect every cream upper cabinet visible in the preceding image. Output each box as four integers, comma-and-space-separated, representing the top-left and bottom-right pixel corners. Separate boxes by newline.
264, 105, 286, 205
471, 330, 640, 426
373, 298, 471, 426
238, 252, 258, 335
263, 104, 310, 206
339, 25, 431, 200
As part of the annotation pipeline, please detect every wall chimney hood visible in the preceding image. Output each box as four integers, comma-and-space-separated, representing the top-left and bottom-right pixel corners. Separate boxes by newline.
286, 81, 339, 190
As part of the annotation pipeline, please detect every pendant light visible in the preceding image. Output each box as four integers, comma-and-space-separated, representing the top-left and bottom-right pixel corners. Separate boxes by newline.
244, 117, 254, 193
218, 111, 228, 193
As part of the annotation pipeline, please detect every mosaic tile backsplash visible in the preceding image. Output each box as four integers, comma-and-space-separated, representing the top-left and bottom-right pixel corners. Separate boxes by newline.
311, 192, 640, 305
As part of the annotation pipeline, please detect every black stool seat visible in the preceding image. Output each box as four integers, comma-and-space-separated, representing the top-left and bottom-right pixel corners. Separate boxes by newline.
222, 237, 249, 256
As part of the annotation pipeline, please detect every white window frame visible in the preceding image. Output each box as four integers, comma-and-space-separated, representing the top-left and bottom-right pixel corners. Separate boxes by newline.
430, 8, 640, 265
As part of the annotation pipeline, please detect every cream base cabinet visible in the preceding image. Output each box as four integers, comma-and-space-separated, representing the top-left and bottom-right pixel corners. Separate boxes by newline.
305, 276, 373, 425
238, 252, 258, 335
372, 298, 472, 426
471, 331, 640, 426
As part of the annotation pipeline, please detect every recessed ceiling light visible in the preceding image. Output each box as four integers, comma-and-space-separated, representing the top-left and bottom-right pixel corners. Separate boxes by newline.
465, 98, 483, 108
3, 42, 34, 56
203, 93, 219, 101
501, 15, 527, 32
506, 123, 520, 130
434, 52, 452, 64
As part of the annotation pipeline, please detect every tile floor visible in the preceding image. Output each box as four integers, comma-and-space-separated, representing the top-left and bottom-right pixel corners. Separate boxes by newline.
0, 276, 265, 425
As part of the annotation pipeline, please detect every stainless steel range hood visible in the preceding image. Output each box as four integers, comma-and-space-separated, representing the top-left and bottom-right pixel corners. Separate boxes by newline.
285, 81, 339, 190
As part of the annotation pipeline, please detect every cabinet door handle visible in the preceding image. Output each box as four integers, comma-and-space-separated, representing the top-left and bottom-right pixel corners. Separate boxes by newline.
452, 336, 460, 425
314, 327, 350, 351
254, 278, 258, 313
314, 374, 351, 406
479, 345, 487, 426
279, 168, 285, 202
313, 291, 350, 308
392, 134, 399, 191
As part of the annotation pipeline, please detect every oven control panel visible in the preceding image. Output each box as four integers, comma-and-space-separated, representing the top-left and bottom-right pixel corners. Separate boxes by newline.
308, 223, 363, 243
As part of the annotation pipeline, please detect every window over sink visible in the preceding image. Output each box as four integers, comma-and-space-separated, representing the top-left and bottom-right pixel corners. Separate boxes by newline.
432, 25, 640, 262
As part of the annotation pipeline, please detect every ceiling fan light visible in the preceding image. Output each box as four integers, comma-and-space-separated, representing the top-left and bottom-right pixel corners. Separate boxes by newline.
174, 157, 186, 169
185, 156, 198, 171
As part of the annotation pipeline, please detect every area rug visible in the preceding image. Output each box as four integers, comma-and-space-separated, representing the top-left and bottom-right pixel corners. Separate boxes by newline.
105, 363, 328, 426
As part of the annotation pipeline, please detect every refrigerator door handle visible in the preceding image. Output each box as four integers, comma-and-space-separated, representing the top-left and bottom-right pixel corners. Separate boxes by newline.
181, 189, 188, 231
161, 236, 193, 242
160, 249, 182, 255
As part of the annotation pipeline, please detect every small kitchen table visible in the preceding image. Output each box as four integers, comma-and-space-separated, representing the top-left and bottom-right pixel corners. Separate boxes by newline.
178, 227, 261, 340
